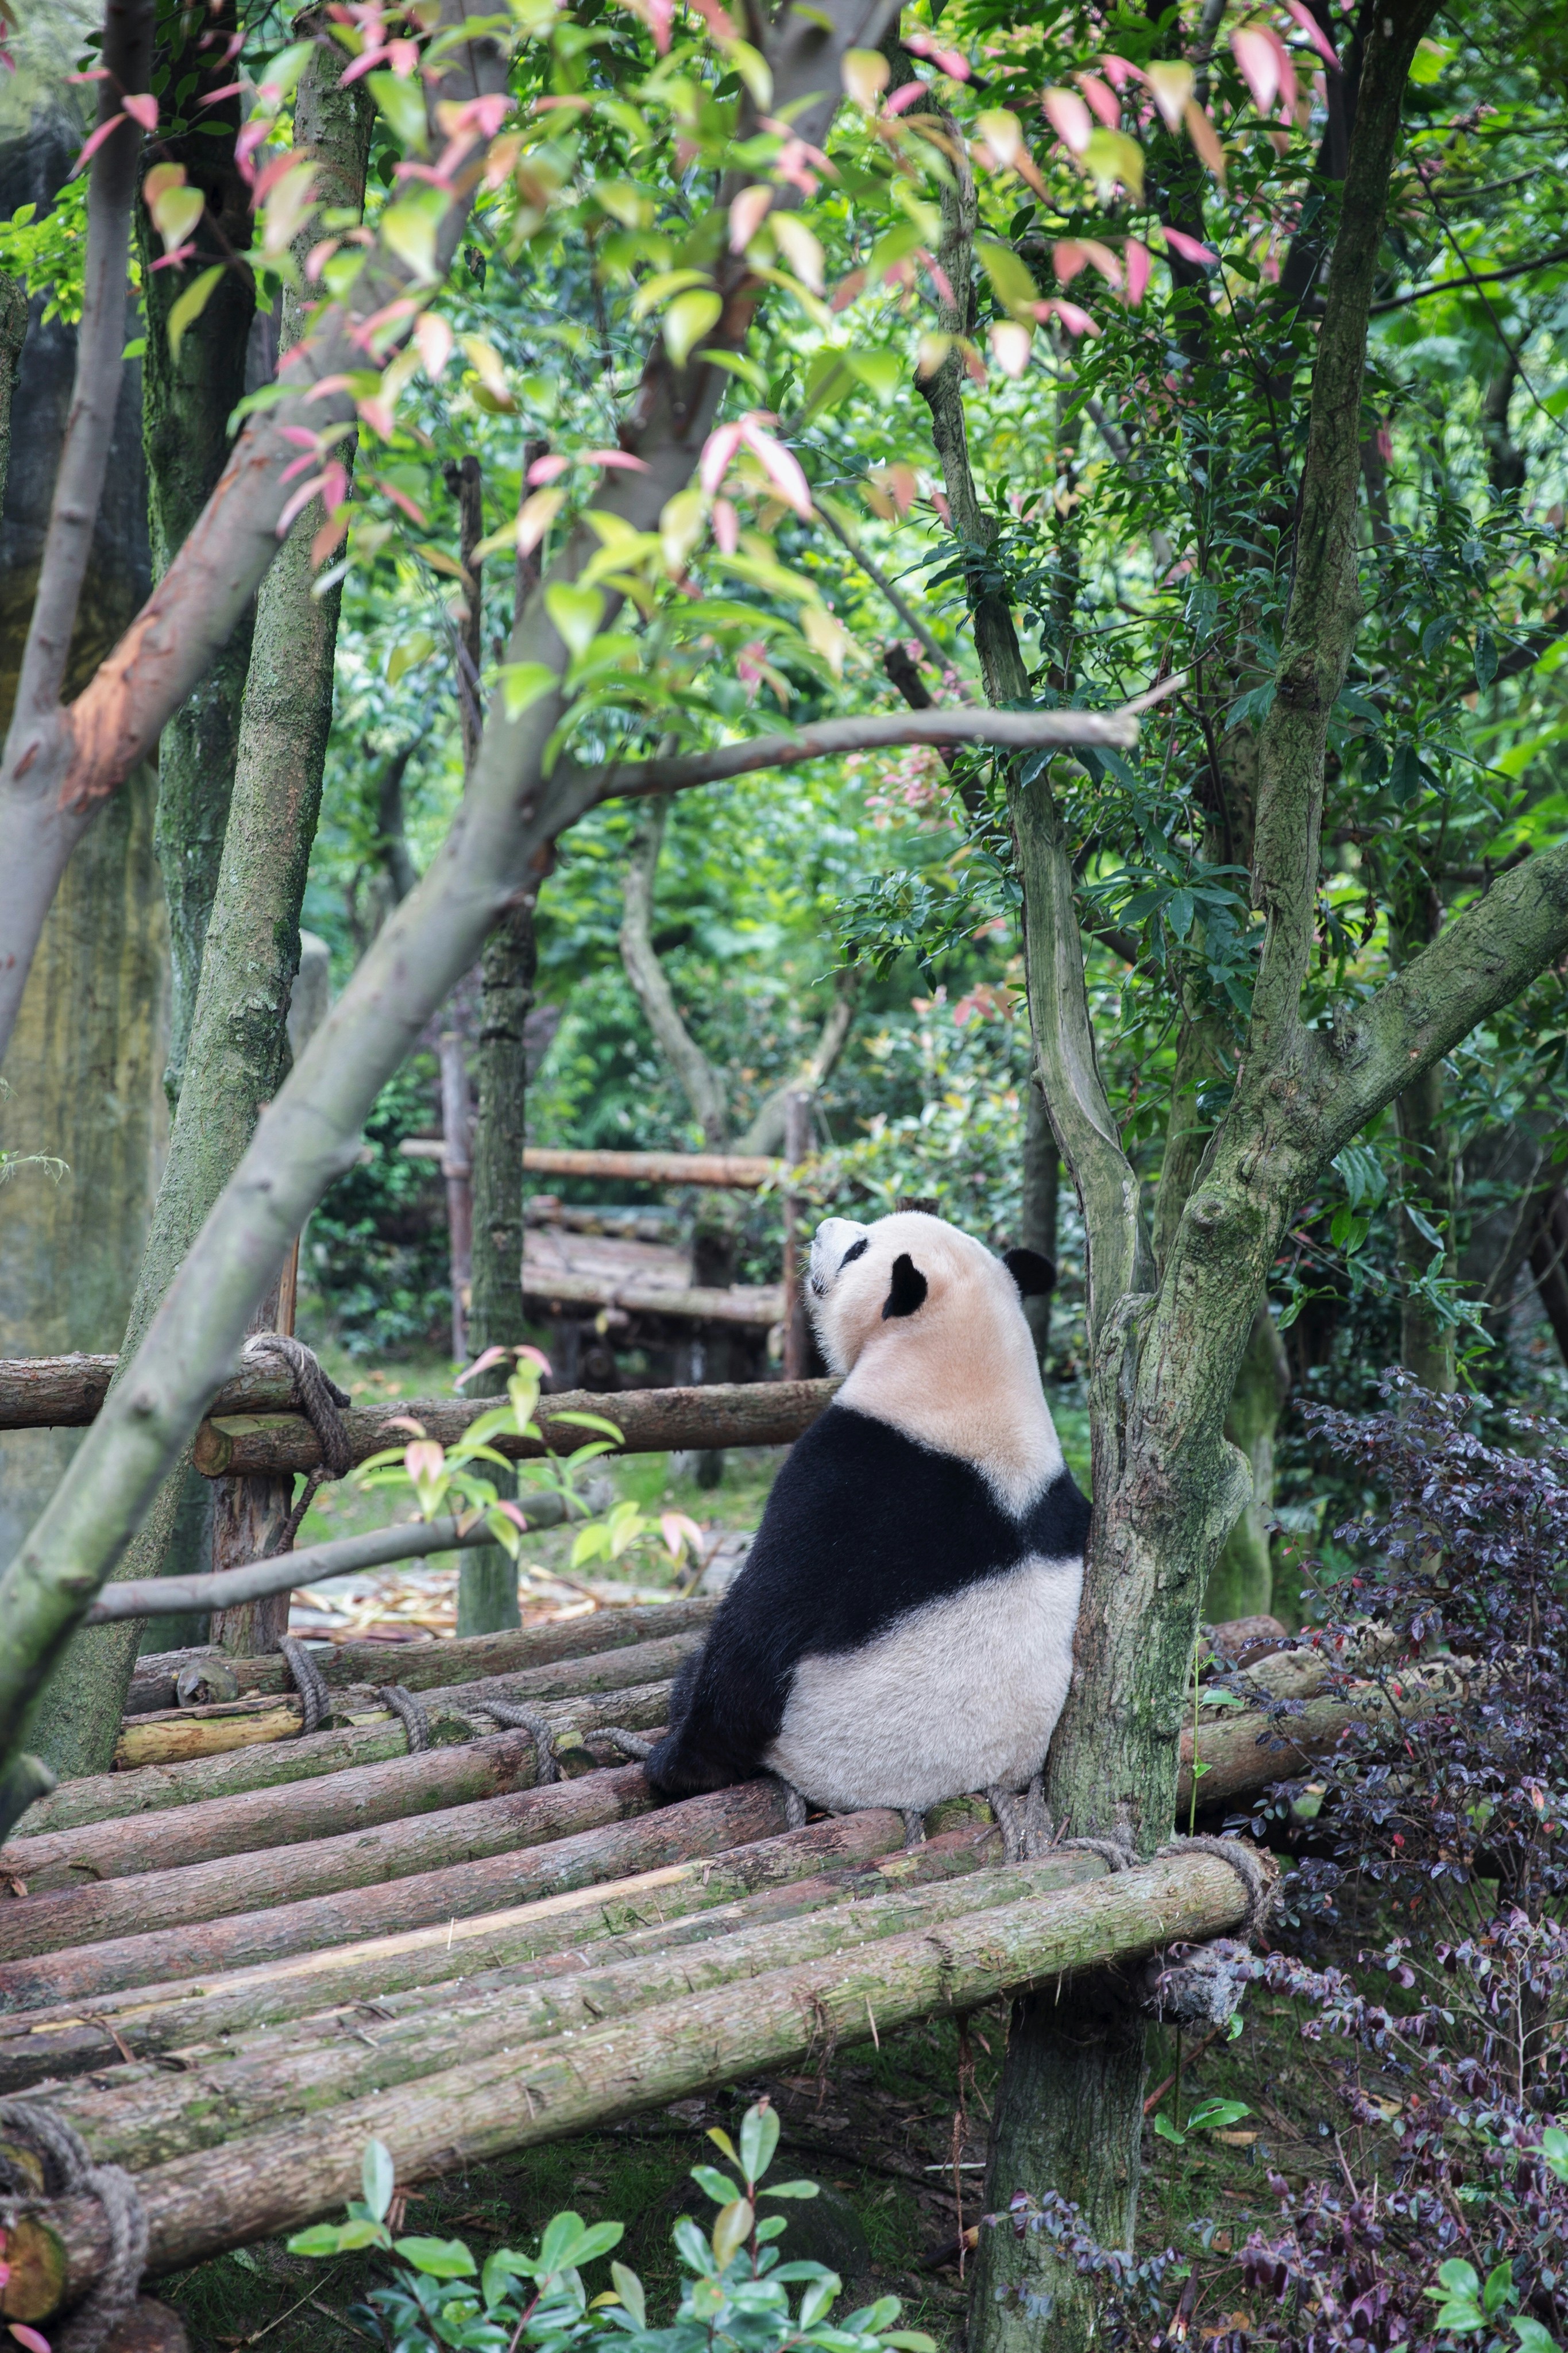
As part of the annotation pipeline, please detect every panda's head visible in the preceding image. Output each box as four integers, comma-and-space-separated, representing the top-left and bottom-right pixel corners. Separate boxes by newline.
807, 1210, 1061, 1502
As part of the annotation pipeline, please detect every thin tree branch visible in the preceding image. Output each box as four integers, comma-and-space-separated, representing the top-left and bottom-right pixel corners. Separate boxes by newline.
1368, 246, 1568, 314
619, 795, 729, 1148
590, 705, 1141, 802
11, 1, 154, 728
0, 0, 507, 1066
814, 496, 975, 696
740, 968, 858, 1156
0, 0, 906, 1800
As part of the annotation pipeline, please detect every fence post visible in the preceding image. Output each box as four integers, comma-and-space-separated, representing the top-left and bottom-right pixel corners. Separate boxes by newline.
782, 1090, 813, 1382
208, 1256, 297, 1656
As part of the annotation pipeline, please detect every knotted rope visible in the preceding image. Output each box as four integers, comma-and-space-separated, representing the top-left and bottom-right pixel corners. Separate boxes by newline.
376, 1685, 432, 1754
471, 1702, 561, 1784
0, 2100, 148, 2353
277, 1637, 333, 1737
242, 1334, 352, 1554
1153, 1833, 1275, 1941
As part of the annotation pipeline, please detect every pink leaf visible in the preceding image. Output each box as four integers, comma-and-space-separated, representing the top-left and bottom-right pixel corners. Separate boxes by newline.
713, 496, 739, 554
517, 1344, 551, 1375
1163, 225, 1219, 267
493, 1500, 530, 1530
582, 449, 652, 472
1076, 71, 1120, 128
70, 112, 127, 176
886, 81, 925, 114
199, 82, 243, 105
1283, 1, 1339, 68
739, 419, 812, 517
1099, 53, 1136, 90
1230, 24, 1280, 115
1053, 239, 1087, 283
528, 452, 571, 485
123, 91, 159, 132
276, 473, 327, 534
455, 1345, 511, 1388
1124, 236, 1151, 306
699, 420, 746, 496
1041, 88, 1092, 155
11, 2324, 52, 2353
728, 184, 772, 253
1046, 298, 1099, 338
902, 30, 969, 78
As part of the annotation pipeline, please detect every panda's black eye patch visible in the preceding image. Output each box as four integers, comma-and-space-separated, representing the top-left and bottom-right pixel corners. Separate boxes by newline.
839, 1237, 870, 1270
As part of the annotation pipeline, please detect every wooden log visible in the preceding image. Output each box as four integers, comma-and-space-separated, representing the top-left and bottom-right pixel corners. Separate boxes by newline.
6, 1848, 1265, 2304
523, 1269, 785, 1326
0, 1779, 792, 2009
0, 1356, 324, 1433
1178, 1654, 1478, 1812
13, 1681, 674, 1838
37, 1845, 1110, 2172
193, 1375, 838, 1478
0, 1760, 671, 1960
0, 1811, 912, 2086
2, 1725, 616, 1893
129, 1597, 716, 1711
110, 1631, 702, 1771
522, 1147, 782, 1187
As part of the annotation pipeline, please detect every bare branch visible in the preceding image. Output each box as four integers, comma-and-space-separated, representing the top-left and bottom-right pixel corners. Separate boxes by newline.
0, 1, 508, 1064
1369, 246, 1568, 315
740, 969, 858, 1156
814, 497, 974, 696
619, 796, 729, 1148
591, 705, 1140, 801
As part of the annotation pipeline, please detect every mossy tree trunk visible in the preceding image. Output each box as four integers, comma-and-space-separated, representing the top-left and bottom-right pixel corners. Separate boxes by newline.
1391, 889, 1458, 1391
28, 43, 373, 1770
137, 0, 256, 1119
1206, 1302, 1291, 1623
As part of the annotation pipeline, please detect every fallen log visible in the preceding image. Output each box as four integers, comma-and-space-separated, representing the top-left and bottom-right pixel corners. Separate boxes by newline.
1, 1724, 632, 1894
521, 1147, 783, 1187
34, 1844, 1110, 2172
193, 1375, 837, 1477
0, 1356, 336, 1433
14, 1681, 674, 1838
111, 1630, 702, 1771
0, 1778, 793, 2009
129, 1598, 715, 1711
523, 1270, 785, 1326
0, 1758, 674, 1961
0, 1811, 914, 2085
0, 1846, 1266, 2310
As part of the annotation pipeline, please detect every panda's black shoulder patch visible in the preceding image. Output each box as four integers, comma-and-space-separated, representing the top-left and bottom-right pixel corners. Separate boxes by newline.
643, 1403, 1089, 1798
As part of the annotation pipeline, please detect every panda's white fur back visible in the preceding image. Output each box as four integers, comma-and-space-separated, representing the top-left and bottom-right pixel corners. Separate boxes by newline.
644, 1209, 1089, 1814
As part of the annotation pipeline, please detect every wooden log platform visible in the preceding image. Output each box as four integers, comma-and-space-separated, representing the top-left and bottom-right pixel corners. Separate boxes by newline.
0, 1581, 1420, 2341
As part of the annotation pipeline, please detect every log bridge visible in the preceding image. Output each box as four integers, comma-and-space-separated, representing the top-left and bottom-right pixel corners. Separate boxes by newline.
0, 1589, 1473, 2335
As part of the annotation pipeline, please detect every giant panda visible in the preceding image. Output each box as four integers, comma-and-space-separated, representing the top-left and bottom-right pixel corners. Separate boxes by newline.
644, 1208, 1090, 1816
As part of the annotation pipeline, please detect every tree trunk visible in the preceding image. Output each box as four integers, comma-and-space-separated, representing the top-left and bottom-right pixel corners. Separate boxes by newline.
1020, 1080, 1058, 1365
1205, 1303, 1291, 1622
0, 121, 164, 1611
136, 0, 255, 1117
25, 47, 374, 1772
1393, 1055, 1457, 1390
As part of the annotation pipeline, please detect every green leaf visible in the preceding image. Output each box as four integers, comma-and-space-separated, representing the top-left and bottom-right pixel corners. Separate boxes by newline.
1482, 2262, 1516, 2317
499, 661, 558, 720
1540, 2126, 1568, 2181
665, 288, 723, 367
610, 2263, 647, 2328
393, 2237, 477, 2278
287, 2224, 352, 2258
885, 2337, 938, 2350
1474, 627, 1498, 689
544, 583, 606, 661
1436, 2262, 1482, 2300
712, 2197, 754, 2269
798, 2273, 841, 2328
1153, 2111, 1185, 2145
761, 2181, 820, 2199
706, 2127, 740, 2164
845, 349, 903, 399
1166, 888, 1195, 941
387, 630, 437, 686
537, 2212, 586, 2275
755, 2215, 787, 2242
167, 265, 224, 361
362, 2137, 396, 2223
975, 238, 1040, 317
572, 2221, 625, 2265
691, 2165, 741, 2205
366, 68, 430, 152
482, 2250, 537, 2309
1510, 2320, 1560, 2353
380, 193, 442, 284
547, 1411, 626, 1439
1187, 2098, 1251, 2132
739, 2100, 781, 2185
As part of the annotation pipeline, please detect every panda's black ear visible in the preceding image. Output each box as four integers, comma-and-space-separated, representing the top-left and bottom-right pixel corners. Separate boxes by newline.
881, 1252, 929, 1320
1003, 1247, 1057, 1300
